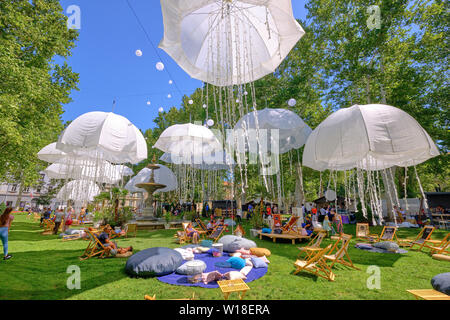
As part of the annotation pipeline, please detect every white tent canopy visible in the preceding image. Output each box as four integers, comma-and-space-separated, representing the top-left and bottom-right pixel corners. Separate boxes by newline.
56, 180, 101, 202
153, 123, 223, 158
124, 164, 177, 194
303, 104, 440, 171
56, 112, 147, 164
159, 0, 305, 86
231, 108, 312, 154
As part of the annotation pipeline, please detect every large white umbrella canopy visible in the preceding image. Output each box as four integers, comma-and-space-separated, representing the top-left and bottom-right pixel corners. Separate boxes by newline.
159, 0, 305, 86
160, 150, 235, 170
56, 112, 147, 164
56, 180, 101, 202
231, 108, 312, 154
37, 142, 67, 163
303, 104, 440, 171
124, 164, 178, 194
153, 123, 223, 157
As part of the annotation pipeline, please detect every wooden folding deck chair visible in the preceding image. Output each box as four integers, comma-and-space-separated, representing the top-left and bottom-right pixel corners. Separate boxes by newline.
369, 226, 398, 243
123, 223, 137, 238
42, 219, 56, 235
424, 233, 450, 255
293, 245, 335, 281
407, 289, 450, 300
355, 223, 379, 241
281, 216, 299, 233
207, 225, 225, 242
297, 231, 327, 259
194, 218, 211, 236
398, 226, 435, 250
79, 229, 110, 260
324, 234, 360, 270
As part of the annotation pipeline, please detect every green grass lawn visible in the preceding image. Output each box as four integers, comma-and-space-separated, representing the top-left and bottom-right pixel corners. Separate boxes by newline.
0, 213, 448, 300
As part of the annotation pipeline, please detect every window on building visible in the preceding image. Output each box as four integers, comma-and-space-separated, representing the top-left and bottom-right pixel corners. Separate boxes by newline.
6, 201, 13, 207
10, 184, 18, 192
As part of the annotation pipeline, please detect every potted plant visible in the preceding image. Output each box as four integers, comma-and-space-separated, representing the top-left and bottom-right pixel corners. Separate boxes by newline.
249, 205, 264, 238
164, 211, 172, 229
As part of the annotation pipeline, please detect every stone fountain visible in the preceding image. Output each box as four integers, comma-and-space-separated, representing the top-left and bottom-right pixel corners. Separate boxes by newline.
135, 158, 167, 221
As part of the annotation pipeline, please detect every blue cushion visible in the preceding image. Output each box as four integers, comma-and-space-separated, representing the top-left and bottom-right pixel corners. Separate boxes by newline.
201, 240, 213, 248
431, 272, 450, 295
176, 260, 207, 275
125, 247, 183, 277
226, 256, 246, 269
251, 257, 268, 269
262, 228, 272, 234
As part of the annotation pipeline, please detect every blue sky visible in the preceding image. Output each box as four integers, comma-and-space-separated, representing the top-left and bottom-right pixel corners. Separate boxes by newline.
59, 0, 308, 131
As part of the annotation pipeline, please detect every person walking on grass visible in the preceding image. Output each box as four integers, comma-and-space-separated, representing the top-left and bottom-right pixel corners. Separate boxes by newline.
0, 207, 14, 260
53, 209, 64, 235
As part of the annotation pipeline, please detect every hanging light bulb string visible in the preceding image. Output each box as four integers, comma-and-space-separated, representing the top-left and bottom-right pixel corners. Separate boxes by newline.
125, 0, 183, 97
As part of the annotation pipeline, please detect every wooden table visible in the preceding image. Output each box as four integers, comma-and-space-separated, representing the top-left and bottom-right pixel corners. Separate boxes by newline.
218, 279, 250, 300
407, 289, 450, 300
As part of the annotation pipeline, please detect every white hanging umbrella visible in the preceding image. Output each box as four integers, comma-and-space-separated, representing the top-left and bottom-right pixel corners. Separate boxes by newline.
159, 0, 305, 86
56, 180, 101, 202
37, 142, 67, 163
160, 150, 235, 170
231, 108, 312, 154
303, 104, 440, 171
56, 112, 147, 164
124, 164, 178, 194
153, 123, 222, 158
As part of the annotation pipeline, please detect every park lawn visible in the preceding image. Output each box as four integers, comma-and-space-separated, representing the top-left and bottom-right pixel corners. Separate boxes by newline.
0, 213, 448, 300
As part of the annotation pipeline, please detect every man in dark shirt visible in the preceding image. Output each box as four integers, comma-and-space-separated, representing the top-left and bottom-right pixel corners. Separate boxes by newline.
96, 226, 132, 256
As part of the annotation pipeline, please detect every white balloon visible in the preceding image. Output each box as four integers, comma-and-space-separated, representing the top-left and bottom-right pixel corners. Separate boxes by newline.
188, 100, 194, 105
167, 94, 172, 98
207, 119, 214, 127
156, 62, 165, 71
288, 98, 297, 107
147, 101, 151, 105
244, 91, 248, 96
135, 50, 142, 57
202, 104, 207, 109
158, 107, 164, 113
169, 80, 173, 84
236, 99, 240, 103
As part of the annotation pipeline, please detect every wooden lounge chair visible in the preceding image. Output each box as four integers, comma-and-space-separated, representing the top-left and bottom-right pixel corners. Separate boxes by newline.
175, 230, 188, 244
207, 225, 225, 242
194, 218, 210, 236
425, 233, 450, 255
367, 226, 398, 243
297, 231, 327, 259
123, 223, 137, 238
293, 245, 335, 281
398, 226, 435, 250
145, 292, 196, 300
324, 234, 359, 270
407, 289, 450, 300
281, 216, 299, 233
42, 219, 56, 235
79, 229, 109, 260
234, 224, 246, 237
355, 223, 379, 241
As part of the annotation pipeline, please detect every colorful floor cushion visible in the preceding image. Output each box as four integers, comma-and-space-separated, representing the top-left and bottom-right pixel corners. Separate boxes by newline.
218, 235, 257, 253
226, 256, 246, 269
250, 257, 268, 268
176, 260, 207, 275
174, 248, 195, 260
250, 247, 271, 257
373, 241, 400, 252
125, 247, 183, 277
431, 272, 450, 295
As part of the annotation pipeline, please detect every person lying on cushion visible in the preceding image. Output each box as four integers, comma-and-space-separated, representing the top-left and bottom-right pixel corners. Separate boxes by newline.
185, 223, 199, 244
96, 226, 133, 256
